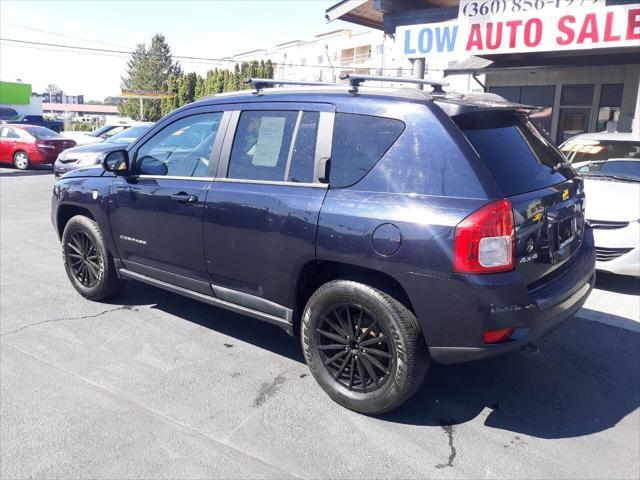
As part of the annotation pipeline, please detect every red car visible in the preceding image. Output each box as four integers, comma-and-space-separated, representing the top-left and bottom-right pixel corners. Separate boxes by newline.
0, 124, 76, 170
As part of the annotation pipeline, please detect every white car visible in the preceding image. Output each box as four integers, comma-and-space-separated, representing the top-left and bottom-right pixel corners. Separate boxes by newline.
560, 132, 640, 169
560, 133, 640, 277
574, 159, 640, 277
62, 122, 141, 146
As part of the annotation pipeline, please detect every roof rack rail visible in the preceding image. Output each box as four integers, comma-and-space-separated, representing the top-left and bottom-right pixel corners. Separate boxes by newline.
339, 73, 449, 94
243, 78, 339, 94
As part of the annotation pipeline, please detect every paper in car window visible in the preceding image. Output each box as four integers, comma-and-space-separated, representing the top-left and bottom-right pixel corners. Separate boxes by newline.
252, 117, 285, 167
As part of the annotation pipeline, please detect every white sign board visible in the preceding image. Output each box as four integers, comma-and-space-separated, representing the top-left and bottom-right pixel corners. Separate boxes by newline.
397, 1, 640, 57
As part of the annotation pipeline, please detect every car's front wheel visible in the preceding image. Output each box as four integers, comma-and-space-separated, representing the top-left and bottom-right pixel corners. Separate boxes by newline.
61, 215, 124, 301
301, 280, 429, 414
13, 151, 31, 170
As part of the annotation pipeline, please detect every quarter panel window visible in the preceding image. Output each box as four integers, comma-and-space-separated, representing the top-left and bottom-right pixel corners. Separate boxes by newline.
135, 113, 222, 177
330, 113, 405, 188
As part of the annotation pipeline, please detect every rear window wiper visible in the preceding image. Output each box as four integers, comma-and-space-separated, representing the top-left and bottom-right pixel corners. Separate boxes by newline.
550, 162, 571, 173
583, 173, 640, 182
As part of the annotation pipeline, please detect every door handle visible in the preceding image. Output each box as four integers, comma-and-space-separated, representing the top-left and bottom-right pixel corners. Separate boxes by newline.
170, 193, 198, 204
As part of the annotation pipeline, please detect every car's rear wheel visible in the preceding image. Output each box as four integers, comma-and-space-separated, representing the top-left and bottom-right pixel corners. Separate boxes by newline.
62, 215, 124, 301
13, 151, 30, 170
301, 280, 429, 414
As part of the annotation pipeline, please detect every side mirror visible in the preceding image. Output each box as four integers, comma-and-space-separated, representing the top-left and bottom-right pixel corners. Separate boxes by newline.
138, 155, 168, 176
102, 150, 129, 175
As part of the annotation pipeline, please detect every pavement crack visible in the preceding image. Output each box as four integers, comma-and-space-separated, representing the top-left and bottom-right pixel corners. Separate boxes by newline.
435, 420, 457, 469
0, 305, 136, 337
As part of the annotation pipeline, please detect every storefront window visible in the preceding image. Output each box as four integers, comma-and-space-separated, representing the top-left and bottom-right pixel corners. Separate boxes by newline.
557, 84, 595, 143
489, 85, 554, 138
596, 84, 623, 132
561, 85, 594, 106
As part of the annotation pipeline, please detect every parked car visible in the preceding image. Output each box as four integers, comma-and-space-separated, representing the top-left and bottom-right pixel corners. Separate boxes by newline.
54, 123, 153, 178
62, 122, 141, 146
0, 107, 19, 121
1, 114, 64, 133
560, 132, 640, 277
560, 132, 640, 168
51, 80, 595, 413
571, 159, 639, 277
0, 124, 76, 169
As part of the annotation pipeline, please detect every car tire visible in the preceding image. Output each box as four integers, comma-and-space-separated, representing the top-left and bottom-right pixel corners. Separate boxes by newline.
61, 215, 124, 301
301, 280, 429, 414
13, 151, 31, 170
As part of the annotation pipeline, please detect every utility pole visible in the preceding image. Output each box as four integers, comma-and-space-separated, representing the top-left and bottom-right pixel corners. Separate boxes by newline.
410, 58, 426, 90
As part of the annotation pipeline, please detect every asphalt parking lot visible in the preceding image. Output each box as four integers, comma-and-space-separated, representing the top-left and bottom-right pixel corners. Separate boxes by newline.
1, 167, 639, 479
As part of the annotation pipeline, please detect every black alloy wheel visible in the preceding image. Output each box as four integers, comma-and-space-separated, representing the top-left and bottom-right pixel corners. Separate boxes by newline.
302, 280, 429, 414
315, 304, 393, 393
66, 231, 102, 288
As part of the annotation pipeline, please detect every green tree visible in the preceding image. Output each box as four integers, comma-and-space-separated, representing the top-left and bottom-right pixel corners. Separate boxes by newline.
119, 34, 181, 121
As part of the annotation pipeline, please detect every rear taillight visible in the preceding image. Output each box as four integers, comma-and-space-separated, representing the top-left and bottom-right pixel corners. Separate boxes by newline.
453, 199, 515, 274
36, 142, 55, 149
483, 328, 514, 344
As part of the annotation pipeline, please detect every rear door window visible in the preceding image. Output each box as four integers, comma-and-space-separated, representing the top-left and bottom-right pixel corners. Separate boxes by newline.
457, 111, 573, 197
227, 110, 319, 183
330, 113, 405, 188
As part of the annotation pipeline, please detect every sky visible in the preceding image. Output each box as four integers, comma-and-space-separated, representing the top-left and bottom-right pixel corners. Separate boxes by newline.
0, 0, 365, 101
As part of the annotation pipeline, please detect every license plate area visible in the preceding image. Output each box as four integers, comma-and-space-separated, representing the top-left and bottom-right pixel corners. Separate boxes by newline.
548, 212, 581, 256
557, 217, 574, 249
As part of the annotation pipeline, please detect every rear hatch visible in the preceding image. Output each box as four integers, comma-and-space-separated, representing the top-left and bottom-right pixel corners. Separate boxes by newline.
453, 109, 586, 284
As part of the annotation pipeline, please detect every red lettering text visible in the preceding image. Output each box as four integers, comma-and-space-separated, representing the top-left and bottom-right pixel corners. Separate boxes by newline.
603, 12, 621, 41
557, 15, 576, 46
577, 13, 599, 43
486, 22, 503, 50
466, 24, 484, 50
627, 8, 640, 40
506, 20, 523, 48
524, 18, 543, 47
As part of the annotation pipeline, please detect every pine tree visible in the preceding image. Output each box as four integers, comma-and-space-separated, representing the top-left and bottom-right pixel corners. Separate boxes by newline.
119, 34, 180, 121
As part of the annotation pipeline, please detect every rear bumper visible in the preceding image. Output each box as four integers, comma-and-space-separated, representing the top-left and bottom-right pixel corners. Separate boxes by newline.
428, 273, 594, 363
396, 228, 596, 364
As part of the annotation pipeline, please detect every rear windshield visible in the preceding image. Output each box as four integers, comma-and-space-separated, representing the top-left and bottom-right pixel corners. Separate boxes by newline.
24, 126, 62, 139
560, 140, 640, 164
457, 110, 573, 197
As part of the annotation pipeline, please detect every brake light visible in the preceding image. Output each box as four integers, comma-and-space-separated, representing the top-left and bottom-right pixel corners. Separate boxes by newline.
483, 328, 514, 344
453, 199, 515, 274
36, 142, 55, 149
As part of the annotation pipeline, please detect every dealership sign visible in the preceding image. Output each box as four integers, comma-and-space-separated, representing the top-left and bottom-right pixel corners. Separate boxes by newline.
398, 1, 640, 56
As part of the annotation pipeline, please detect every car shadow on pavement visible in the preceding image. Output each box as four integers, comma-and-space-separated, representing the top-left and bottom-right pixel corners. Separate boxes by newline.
595, 272, 640, 295
110, 282, 638, 440
0, 166, 54, 177
382, 317, 640, 439
111, 282, 306, 363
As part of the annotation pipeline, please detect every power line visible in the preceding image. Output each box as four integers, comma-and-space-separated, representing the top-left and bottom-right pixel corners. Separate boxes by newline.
0, 37, 429, 72
4, 22, 133, 50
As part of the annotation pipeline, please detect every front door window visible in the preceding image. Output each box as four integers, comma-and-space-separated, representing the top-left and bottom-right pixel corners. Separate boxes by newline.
135, 113, 222, 177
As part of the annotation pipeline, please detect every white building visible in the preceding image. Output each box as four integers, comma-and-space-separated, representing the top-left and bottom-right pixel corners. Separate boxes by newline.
230, 28, 475, 93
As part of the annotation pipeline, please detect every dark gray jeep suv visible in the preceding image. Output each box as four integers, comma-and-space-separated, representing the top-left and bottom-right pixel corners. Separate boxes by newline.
51, 76, 595, 413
